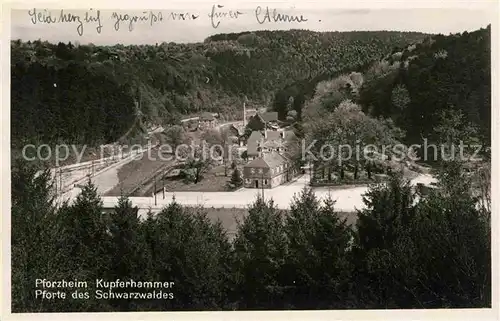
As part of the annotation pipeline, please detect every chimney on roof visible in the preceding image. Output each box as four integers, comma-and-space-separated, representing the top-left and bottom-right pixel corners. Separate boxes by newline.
280, 130, 285, 139
257, 140, 263, 158
243, 99, 247, 127
263, 130, 267, 139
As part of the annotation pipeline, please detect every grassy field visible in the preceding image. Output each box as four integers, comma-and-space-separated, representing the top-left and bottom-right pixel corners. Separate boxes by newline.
163, 165, 232, 192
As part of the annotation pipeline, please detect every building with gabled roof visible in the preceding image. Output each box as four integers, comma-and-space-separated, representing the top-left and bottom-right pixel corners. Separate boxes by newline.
246, 129, 297, 160
246, 131, 264, 159
246, 111, 280, 131
243, 151, 297, 189
242, 127, 300, 189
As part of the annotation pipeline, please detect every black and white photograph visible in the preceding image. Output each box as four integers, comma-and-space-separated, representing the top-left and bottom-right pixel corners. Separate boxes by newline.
2, 0, 498, 318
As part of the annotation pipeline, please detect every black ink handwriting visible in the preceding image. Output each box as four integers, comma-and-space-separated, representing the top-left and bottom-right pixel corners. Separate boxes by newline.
84, 9, 103, 34
209, 4, 243, 28
255, 6, 308, 24
28, 8, 102, 36
111, 11, 164, 32
169, 12, 199, 20
28, 8, 57, 24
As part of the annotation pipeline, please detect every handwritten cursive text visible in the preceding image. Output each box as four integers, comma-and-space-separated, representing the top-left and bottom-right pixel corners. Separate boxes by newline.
209, 4, 243, 28
28, 8, 102, 36
169, 12, 199, 20
111, 11, 164, 32
255, 6, 308, 24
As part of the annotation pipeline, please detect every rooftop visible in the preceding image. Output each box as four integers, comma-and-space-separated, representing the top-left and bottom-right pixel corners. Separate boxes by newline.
244, 151, 288, 169
230, 123, 246, 136
260, 112, 278, 122
247, 131, 264, 156
266, 130, 281, 141
263, 140, 283, 149
247, 129, 297, 156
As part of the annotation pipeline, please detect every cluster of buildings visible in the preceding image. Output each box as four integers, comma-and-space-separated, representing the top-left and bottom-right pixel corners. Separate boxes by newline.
187, 105, 300, 189
228, 109, 299, 189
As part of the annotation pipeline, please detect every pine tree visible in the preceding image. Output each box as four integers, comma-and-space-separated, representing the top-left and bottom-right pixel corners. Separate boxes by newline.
50, 180, 113, 311
11, 160, 58, 312
408, 161, 491, 308
351, 173, 417, 308
146, 202, 233, 310
134, 208, 159, 311
228, 168, 243, 190
351, 166, 491, 308
284, 188, 354, 309
108, 195, 151, 311
232, 196, 288, 309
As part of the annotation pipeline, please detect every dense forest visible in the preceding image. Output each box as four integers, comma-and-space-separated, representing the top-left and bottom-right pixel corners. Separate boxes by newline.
275, 26, 491, 149
11, 30, 427, 148
12, 159, 491, 311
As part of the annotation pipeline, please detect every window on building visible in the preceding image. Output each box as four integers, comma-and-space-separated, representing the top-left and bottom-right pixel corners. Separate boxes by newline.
251, 168, 255, 174
259, 168, 263, 174
264, 179, 268, 185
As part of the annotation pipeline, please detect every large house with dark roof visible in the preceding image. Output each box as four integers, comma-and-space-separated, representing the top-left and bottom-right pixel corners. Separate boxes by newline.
243, 151, 297, 189
243, 128, 299, 188
246, 111, 279, 131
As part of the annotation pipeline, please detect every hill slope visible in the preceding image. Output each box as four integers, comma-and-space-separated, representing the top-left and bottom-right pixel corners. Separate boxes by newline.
284, 26, 490, 147
11, 30, 427, 148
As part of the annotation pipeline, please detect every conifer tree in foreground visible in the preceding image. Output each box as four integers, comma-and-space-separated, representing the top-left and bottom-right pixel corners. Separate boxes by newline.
50, 180, 113, 311
284, 188, 354, 309
352, 166, 491, 308
232, 196, 288, 309
108, 195, 152, 311
352, 173, 417, 308
145, 202, 233, 311
11, 160, 57, 312
410, 161, 491, 308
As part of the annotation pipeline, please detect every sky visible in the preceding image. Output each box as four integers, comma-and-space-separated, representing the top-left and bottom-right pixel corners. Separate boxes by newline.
9, 6, 494, 45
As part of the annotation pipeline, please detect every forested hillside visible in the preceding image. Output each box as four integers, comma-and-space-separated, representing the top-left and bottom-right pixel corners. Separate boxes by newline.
359, 26, 491, 145
279, 26, 491, 148
11, 30, 427, 148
